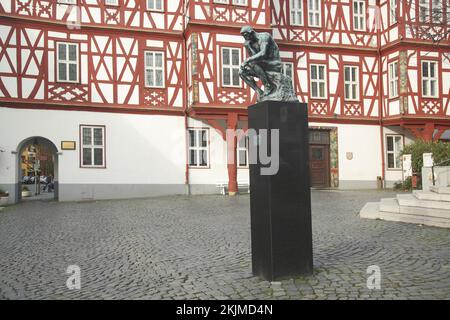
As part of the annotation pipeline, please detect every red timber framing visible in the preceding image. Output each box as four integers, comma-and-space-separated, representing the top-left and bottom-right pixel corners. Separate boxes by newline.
0, 0, 185, 33
0, 19, 185, 113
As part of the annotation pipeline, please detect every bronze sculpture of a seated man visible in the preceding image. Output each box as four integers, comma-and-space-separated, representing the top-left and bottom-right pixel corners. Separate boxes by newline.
239, 26, 297, 102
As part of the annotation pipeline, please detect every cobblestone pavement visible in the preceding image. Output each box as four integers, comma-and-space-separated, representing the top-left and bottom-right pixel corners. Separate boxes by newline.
0, 190, 449, 300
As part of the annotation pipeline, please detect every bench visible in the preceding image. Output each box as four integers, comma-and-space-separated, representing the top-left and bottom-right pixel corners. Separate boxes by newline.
216, 180, 250, 195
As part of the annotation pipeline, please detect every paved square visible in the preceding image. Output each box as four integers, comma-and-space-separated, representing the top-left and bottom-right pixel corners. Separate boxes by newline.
0, 190, 449, 300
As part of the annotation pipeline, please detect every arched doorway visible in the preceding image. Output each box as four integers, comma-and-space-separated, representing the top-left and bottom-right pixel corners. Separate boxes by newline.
15, 137, 59, 203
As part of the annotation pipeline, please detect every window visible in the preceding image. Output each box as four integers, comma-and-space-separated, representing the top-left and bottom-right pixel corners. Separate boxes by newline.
188, 129, 209, 167
353, 0, 365, 31
431, 0, 443, 23
214, 0, 229, 3
290, 0, 303, 26
386, 135, 403, 169
222, 47, 241, 87
388, 61, 398, 98
344, 66, 359, 101
105, 0, 118, 5
58, 0, 77, 4
420, 0, 443, 23
232, 0, 247, 5
419, 0, 429, 22
282, 62, 294, 81
145, 51, 164, 88
390, 0, 397, 24
81, 126, 105, 168
147, 0, 163, 11
237, 136, 249, 168
308, 0, 321, 27
57, 42, 78, 83
310, 64, 326, 98
422, 60, 438, 98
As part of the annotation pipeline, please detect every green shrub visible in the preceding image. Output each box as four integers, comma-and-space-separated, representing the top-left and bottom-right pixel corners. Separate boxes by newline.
393, 176, 414, 191
401, 140, 450, 173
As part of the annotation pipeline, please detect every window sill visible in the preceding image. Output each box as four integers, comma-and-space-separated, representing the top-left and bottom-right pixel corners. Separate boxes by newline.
81, 166, 107, 169
146, 9, 165, 13
145, 85, 166, 89
188, 166, 210, 169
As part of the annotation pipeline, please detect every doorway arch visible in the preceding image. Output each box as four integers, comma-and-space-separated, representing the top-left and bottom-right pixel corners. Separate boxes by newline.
15, 136, 59, 203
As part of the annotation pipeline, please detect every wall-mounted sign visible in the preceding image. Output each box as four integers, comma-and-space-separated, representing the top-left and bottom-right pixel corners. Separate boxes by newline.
61, 141, 76, 150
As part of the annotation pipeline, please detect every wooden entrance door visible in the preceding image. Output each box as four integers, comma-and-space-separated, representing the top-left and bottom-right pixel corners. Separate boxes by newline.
309, 144, 330, 187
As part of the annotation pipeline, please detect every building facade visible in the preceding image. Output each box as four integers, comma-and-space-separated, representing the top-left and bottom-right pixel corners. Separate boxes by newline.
0, 0, 449, 202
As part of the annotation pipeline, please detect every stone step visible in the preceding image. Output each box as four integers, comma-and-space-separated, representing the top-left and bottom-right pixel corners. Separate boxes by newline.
397, 193, 450, 210
430, 186, 450, 194
379, 197, 450, 219
413, 190, 450, 202
359, 202, 450, 228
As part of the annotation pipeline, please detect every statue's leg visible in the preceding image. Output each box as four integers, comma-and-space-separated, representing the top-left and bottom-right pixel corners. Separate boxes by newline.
239, 69, 263, 97
251, 64, 273, 96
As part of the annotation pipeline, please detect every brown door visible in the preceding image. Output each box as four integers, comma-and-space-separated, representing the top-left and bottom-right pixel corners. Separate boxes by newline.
309, 145, 330, 187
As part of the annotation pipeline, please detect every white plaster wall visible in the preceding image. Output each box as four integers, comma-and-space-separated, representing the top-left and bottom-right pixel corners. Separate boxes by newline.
309, 122, 382, 183
186, 118, 250, 186
0, 107, 186, 185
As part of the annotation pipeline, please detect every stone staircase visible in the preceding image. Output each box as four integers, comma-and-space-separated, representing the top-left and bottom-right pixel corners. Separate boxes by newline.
360, 186, 450, 228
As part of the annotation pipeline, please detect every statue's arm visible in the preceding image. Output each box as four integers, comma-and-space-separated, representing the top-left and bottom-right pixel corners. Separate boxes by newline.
246, 36, 268, 63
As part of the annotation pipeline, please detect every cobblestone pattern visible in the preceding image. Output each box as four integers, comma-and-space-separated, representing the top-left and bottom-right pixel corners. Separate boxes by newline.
0, 190, 449, 300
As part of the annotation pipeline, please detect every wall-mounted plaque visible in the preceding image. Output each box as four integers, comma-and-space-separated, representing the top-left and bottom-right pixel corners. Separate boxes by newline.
61, 141, 76, 150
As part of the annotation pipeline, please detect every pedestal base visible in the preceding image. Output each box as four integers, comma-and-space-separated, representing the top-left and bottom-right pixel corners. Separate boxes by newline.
249, 101, 313, 281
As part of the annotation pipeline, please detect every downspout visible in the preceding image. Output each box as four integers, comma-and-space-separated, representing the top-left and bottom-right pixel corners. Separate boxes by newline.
182, 0, 190, 195
377, 0, 386, 188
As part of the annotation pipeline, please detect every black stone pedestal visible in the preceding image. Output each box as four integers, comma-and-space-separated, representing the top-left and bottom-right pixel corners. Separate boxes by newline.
249, 101, 313, 281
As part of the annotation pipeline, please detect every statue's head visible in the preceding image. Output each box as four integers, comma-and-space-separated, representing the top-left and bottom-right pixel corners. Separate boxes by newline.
240, 26, 256, 41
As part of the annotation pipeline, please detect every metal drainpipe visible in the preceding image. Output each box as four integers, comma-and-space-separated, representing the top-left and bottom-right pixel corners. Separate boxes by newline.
377, 0, 386, 188
182, 3, 190, 195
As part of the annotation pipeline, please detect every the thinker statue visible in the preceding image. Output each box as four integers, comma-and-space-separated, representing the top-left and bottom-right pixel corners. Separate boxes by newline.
239, 26, 298, 102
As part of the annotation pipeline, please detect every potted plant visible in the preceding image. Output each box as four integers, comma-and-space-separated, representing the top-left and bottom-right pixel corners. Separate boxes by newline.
22, 186, 32, 198
0, 189, 9, 206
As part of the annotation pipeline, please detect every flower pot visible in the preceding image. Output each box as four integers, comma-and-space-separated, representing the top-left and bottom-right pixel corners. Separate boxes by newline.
0, 196, 8, 206
22, 191, 32, 198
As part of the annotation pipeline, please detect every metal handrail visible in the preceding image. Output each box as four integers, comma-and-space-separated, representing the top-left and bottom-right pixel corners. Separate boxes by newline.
432, 158, 450, 186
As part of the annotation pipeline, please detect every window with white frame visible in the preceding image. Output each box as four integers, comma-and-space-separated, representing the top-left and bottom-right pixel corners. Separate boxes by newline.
431, 0, 443, 23
58, 0, 77, 4
214, 0, 229, 4
388, 61, 398, 98
81, 126, 105, 168
105, 0, 118, 5
145, 51, 165, 88
237, 136, 249, 168
310, 64, 326, 98
419, 0, 429, 22
390, 0, 397, 24
57, 42, 79, 83
344, 65, 359, 101
147, 0, 163, 11
232, 0, 247, 5
308, 0, 321, 27
222, 47, 241, 87
290, 0, 303, 26
422, 60, 438, 98
282, 62, 294, 81
386, 135, 403, 169
188, 129, 209, 167
353, 0, 365, 31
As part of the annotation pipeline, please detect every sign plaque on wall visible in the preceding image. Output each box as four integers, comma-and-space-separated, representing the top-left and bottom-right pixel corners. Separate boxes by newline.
61, 141, 76, 150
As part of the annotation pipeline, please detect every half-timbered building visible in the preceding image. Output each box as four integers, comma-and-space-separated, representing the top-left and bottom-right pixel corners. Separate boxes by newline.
0, 0, 449, 202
